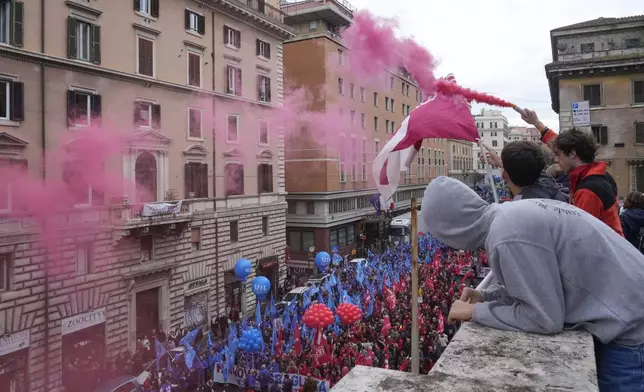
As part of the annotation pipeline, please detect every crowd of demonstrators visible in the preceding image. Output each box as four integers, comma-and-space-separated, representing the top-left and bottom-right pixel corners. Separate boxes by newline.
113, 236, 485, 392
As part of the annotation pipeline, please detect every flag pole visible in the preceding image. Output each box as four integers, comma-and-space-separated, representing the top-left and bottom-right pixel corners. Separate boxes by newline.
478, 139, 499, 204
410, 198, 420, 374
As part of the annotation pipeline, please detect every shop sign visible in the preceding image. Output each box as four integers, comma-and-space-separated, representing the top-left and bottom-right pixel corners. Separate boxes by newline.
184, 278, 209, 292
0, 330, 30, 356
259, 256, 279, 270
61, 307, 107, 336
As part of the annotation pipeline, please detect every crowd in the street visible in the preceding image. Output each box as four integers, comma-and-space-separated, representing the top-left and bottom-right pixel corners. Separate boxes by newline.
96, 236, 485, 392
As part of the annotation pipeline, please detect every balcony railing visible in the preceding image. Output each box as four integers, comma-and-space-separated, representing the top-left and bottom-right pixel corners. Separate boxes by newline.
232, 0, 287, 25
109, 199, 213, 225
280, 0, 356, 19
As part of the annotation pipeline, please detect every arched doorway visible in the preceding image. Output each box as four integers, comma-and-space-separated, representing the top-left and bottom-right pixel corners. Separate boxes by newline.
135, 151, 157, 202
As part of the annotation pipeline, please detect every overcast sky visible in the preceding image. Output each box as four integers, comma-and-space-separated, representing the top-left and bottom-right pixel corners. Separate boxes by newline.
348, 0, 643, 128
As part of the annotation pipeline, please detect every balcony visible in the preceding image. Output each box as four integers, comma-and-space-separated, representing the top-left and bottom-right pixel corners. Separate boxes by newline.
332, 273, 598, 391
281, 0, 355, 27
229, 0, 290, 26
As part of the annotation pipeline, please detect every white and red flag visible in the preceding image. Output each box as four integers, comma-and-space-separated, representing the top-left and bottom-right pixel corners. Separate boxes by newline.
372, 74, 478, 206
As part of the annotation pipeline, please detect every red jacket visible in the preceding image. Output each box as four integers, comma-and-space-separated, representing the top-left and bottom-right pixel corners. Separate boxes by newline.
542, 129, 623, 236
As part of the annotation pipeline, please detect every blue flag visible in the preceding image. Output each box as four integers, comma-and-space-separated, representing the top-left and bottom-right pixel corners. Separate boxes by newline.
179, 328, 200, 347
155, 338, 168, 370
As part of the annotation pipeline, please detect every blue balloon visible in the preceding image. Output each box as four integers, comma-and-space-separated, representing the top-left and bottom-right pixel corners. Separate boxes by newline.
240, 328, 263, 353
315, 251, 331, 272
234, 258, 253, 282
251, 276, 271, 300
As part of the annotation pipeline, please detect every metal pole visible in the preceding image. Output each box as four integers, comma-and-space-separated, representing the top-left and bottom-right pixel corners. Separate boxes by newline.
478, 140, 499, 204
410, 198, 420, 374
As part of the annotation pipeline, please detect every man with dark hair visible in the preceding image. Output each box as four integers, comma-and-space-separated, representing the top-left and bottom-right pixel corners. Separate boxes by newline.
499, 141, 568, 202
520, 109, 623, 235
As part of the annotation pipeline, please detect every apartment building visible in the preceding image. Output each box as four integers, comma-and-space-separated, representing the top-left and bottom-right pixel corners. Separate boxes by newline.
508, 126, 541, 142
472, 108, 509, 175
280, 0, 445, 269
447, 139, 475, 184
0, 0, 293, 390
546, 15, 644, 195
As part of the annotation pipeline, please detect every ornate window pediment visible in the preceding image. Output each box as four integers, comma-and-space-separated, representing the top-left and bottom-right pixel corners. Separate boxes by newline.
127, 129, 172, 151
183, 144, 208, 159
257, 149, 273, 160
223, 147, 242, 158
0, 132, 27, 158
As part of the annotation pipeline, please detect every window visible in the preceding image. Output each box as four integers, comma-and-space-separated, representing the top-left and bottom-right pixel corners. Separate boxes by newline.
385, 97, 389, 111
338, 49, 344, 66
492, 140, 498, 147
361, 139, 367, 181
480, 122, 484, 129
390, 121, 395, 133
634, 81, 644, 104
636, 123, 644, 144
226, 66, 242, 96
390, 76, 394, 89
258, 75, 271, 103
288, 231, 314, 252
137, 36, 154, 76
0, 79, 24, 121
360, 113, 365, 129
350, 83, 355, 99
0, 1, 23, 47
188, 108, 202, 139
338, 78, 344, 95
385, 120, 389, 133
224, 26, 241, 49
63, 159, 105, 206
373, 92, 378, 106
580, 43, 595, 53
185, 162, 208, 198
494, 122, 498, 128
306, 201, 314, 215
185, 9, 205, 34
67, 90, 101, 127
591, 125, 608, 145
625, 38, 642, 49
68, 18, 100, 64
329, 224, 355, 248
135, 0, 159, 17
76, 243, 93, 275
0, 159, 27, 212
257, 39, 271, 59
140, 236, 153, 262
309, 21, 317, 31
339, 135, 346, 183
257, 164, 273, 193
0, 254, 10, 292
287, 201, 296, 214
259, 120, 269, 145
374, 117, 379, 131
262, 217, 268, 236
133, 101, 160, 129
225, 163, 244, 196
583, 84, 602, 107
351, 137, 357, 181
360, 87, 365, 102
391, 99, 395, 112
191, 227, 201, 250
187, 52, 201, 87
350, 110, 356, 124
227, 114, 239, 142
230, 221, 239, 242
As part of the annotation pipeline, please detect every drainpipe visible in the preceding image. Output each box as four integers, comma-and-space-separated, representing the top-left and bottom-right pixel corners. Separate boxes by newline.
211, 10, 220, 317
40, 0, 50, 390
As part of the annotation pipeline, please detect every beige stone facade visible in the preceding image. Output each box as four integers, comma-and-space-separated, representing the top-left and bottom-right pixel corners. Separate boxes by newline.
446, 139, 475, 183
0, 0, 293, 391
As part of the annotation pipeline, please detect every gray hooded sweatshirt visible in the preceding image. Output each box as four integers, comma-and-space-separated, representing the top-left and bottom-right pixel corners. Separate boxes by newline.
422, 176, 644, 345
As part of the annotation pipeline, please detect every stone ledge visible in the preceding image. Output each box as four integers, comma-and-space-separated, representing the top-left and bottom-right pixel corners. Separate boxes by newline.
332, 322, 597, 392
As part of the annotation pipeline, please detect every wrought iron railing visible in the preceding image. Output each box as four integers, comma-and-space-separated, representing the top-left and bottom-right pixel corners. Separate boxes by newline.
231, 0, 287, 24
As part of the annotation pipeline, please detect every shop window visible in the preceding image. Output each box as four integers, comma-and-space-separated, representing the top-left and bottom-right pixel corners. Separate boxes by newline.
262, 217, 268, 236
141, 236, 153, 262
191, 227, 201, 250
230, 220, 239, 242
288, 230, 314, 252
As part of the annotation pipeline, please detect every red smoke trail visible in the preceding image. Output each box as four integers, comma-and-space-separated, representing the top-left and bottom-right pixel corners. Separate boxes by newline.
434, 79, 514, 108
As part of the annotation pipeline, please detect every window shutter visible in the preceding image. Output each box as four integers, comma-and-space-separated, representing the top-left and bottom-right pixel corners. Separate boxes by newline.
238, 164, 244, 195
198, 15, 205, 35
12, 1, 24, 47
234, 30, 241, 49
235, 68, 242, 96
151, 0, 159, 18
266, 77, 271, 102
600, 126, 608, 145
134, 0, 140, 11
67, 90, 76, 126
266, 43, 271, 59
223, 26, 228, 44
152, 104, 161, 128
257, 164, 262, 194
256, 39, 260, 56
9, 82, 24, 121
91, 25, 101, 65
184, 163, 192, 197
225, 164, 231, 196
268, 164, 273, 192
67, 17, 77, 59
184, 9, 190, 30
133, 102, 141, 125
225, 65, 231, 93
200, 163, 208, 198
90, 94, 102, 121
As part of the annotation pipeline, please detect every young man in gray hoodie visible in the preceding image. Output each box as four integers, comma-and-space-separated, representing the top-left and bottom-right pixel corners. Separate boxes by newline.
422, 176, 644, 392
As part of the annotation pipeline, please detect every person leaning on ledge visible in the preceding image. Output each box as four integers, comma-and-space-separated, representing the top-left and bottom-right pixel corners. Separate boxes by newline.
421, 176, 644, 392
